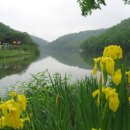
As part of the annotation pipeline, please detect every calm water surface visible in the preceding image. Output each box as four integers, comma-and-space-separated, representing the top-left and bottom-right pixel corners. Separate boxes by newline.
0, 51, 95, 94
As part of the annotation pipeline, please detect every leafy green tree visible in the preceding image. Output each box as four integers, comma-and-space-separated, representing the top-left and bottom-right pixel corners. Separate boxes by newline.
77, 0, 130, 16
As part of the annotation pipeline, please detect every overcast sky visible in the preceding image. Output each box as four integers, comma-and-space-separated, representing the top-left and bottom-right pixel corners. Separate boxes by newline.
0, 0, 130, 41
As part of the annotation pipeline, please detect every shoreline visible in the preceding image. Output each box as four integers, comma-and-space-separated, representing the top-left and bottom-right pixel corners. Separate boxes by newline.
0, 49, 39, 58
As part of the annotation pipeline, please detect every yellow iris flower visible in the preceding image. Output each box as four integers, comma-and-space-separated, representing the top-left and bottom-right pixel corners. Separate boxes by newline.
126, 71, 130, 83
93, 57, 115, 76
0, 92, 28, 129
0, 116, 5, 129
92, 87, 119, 112
17, 94, 27, 111
105, 57, 115, 75
128, 97, 130, 101
92, 128, 101, 130
93, 63, 98, 75
112, 69, 122, 85
103, 45, 123, 60
92, 128, 97, 130
92, 57, 101, 75
109, 92, 119, 112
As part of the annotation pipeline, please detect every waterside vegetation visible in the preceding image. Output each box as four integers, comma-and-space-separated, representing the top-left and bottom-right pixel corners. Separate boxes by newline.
1, 45, 130, 130
0, 23, 39, 58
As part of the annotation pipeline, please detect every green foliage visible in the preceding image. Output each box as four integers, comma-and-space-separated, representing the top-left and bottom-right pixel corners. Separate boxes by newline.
0, 23, 33, 44
0, 50, 26, 58
81, 17, 130, 52
48, 29, 105, 51
77, 0, 130, 16
18, 73, 99, 130
0, 22, 39, 56
13, 71, 130, 130
0, 44, 39, 57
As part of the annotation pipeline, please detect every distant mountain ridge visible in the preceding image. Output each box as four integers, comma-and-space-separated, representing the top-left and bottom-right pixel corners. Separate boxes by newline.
30, 35, 48, 47
30, 35, 49, 56
47, 29, 106, 51
30, 17, 130, 53
81, 17, 130, 52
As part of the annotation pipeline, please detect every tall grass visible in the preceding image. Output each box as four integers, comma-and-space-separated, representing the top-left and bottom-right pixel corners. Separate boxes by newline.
16, 71, 129, 130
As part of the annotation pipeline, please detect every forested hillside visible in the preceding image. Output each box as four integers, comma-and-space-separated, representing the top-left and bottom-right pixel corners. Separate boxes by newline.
0, 23, 39, 57
81, 17, 130, 52
0, 23, 33, 44
48, 29, 105, 51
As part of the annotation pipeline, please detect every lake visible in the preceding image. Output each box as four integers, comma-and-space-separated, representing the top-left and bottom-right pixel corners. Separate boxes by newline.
0, 50, 97, 95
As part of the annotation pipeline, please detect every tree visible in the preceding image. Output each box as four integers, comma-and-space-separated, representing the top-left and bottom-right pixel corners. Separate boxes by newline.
77, 0, 130, 16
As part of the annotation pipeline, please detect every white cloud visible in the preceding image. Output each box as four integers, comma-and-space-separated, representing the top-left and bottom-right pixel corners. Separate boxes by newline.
0, 0, 130, 41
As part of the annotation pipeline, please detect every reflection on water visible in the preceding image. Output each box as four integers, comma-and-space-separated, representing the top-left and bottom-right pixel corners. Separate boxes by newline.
46, 51, 100, 70
46, 51, 91, 69
0, 51, 99, 94
0, 56, 37, 79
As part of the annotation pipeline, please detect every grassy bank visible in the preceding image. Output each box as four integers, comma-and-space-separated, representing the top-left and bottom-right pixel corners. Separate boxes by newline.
0, 44, 39, 58
0, 50, 32, 58
0, 55, 34, 64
